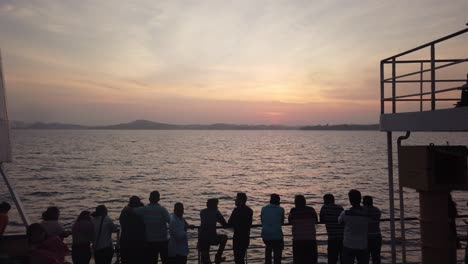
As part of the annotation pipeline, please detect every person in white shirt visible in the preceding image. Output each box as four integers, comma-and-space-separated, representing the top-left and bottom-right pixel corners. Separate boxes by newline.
338, 189, 369, 264
169, 202, 194, 264
135, 191, 170, 264
92, 205, 118, 264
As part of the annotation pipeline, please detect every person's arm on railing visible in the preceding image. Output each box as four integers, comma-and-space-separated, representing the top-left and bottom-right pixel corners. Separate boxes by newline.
217, 210, 228, 228
338, 210, 345, 224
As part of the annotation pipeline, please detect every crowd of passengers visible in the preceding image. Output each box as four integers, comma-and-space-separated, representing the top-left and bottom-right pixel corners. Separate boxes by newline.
0, 189, 459, 264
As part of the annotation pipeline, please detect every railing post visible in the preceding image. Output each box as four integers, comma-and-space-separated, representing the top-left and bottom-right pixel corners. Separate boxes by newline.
392, 59, 396, 113
245, 248, 248, 264
387, 132, 397, 264
420, 62, 424, 112
430, 44, 436, 110
397, 131, 411, 264
381, 61, 385, 114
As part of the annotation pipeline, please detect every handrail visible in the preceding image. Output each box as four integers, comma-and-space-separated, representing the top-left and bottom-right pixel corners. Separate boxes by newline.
42, 214, 468, 263
380, 25, 468, 114
383, 59, 467, 64
383, 85, 463, 101
382, 59, 468, 81
381, 26, 468, 62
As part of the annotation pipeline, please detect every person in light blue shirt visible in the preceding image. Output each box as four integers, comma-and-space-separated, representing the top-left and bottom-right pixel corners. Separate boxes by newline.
135, 191, 170, 264
168, 202, 193, 264
261, 194, 285, 264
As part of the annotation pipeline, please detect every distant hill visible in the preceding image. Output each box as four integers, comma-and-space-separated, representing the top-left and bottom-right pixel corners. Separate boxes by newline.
11, 120, 379, 131
94, 120, 180, 130
13, 121, 88, 130
300, 124, 379, 131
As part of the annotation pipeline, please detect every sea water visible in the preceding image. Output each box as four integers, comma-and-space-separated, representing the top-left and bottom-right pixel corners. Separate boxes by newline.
1, 130, 467, 262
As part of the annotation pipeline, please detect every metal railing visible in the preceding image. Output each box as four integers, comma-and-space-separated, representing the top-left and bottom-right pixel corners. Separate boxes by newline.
105, 215, 466, 264
380, 25, 468, 114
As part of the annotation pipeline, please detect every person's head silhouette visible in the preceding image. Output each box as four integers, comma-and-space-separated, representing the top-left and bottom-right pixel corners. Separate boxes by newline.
128, 196, 144, 208
174, 202, 184, 218
149, 191, 160, 204
42, 206, 60, 221
323, 194, 335, 205
0, 202, 11, 213
76, 210, 92, 221
295, 195, 306, 208
348, 189, 361, 207
270, 194, 280, 205
207, 198, 219, 210
235, 192, 247, 207
92, 205, 108, 217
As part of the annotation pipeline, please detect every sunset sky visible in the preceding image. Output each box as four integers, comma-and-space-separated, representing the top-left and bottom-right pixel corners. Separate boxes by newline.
0, 0, 467, 125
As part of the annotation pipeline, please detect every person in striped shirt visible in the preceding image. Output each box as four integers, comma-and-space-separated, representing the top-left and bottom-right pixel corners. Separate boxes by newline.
320, 194, 344, 264
288, 195, 318, 264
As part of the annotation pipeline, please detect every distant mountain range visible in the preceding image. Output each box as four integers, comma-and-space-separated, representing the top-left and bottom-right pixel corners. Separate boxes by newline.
10, 120, 379, 131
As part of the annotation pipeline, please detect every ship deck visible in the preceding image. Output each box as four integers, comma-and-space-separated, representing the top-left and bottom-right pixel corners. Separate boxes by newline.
380, 107, 468, 132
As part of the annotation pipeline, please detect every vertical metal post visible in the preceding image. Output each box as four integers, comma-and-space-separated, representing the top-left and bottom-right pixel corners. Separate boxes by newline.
397, 131, 411, 264
0, 163, 30, 229
420, 62, 424, 112
398, 186, 407, 264
430, 44, 436, 110
381, 61, 385, 114
392, 59, 396, 113
387, 132, 397, 264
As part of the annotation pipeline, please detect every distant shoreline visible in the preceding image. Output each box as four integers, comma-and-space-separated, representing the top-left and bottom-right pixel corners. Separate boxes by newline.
11, 120, 380, 131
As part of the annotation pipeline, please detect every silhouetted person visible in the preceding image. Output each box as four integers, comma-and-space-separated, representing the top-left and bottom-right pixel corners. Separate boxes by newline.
448, 194, 458, 264
135, 191, 170, 264
41, 206, 70, 239
455, 73, 468, 107
199, 198, 228, 264
363, 196, 381, 264
27, 222, 69, 264
338, 189, 369, 264
0, 202, 11, 235
288, 195, 318, 264
72, 210, 94, 264
228, 192, 253, 264
169, 202, 193, 264
261, 194, 285, 264
320, 194, 344, 264
120, 196, 146, 264
92, 205, 118, 264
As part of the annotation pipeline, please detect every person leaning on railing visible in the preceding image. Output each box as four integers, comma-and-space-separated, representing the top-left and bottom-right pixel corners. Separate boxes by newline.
261, 194, 285, 264
92, 205, 119, 264
338, 189, 369, 264
119, 196, 146, 264
134, 191, 171, 264
363, 196, 381, 264
288, 194, 319, 264
320, 193, 344, 264
199, 198, 228, 264
168, 202, 194, 264
227, 192, 253, 264
0, 202, 10, 236
71, 210, 94, 264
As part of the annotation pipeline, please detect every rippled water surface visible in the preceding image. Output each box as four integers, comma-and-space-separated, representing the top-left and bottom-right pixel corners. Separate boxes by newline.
2, 130, 467, 262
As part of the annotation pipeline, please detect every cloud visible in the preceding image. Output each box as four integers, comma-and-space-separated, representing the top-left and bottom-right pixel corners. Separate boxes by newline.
1, 0, 467, 124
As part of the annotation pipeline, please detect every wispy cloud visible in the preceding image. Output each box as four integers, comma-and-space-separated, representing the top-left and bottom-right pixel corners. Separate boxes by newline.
1, 0, 467, 124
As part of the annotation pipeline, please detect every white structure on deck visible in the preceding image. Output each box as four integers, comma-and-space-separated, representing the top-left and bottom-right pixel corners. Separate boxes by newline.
0, 50, 30, 228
